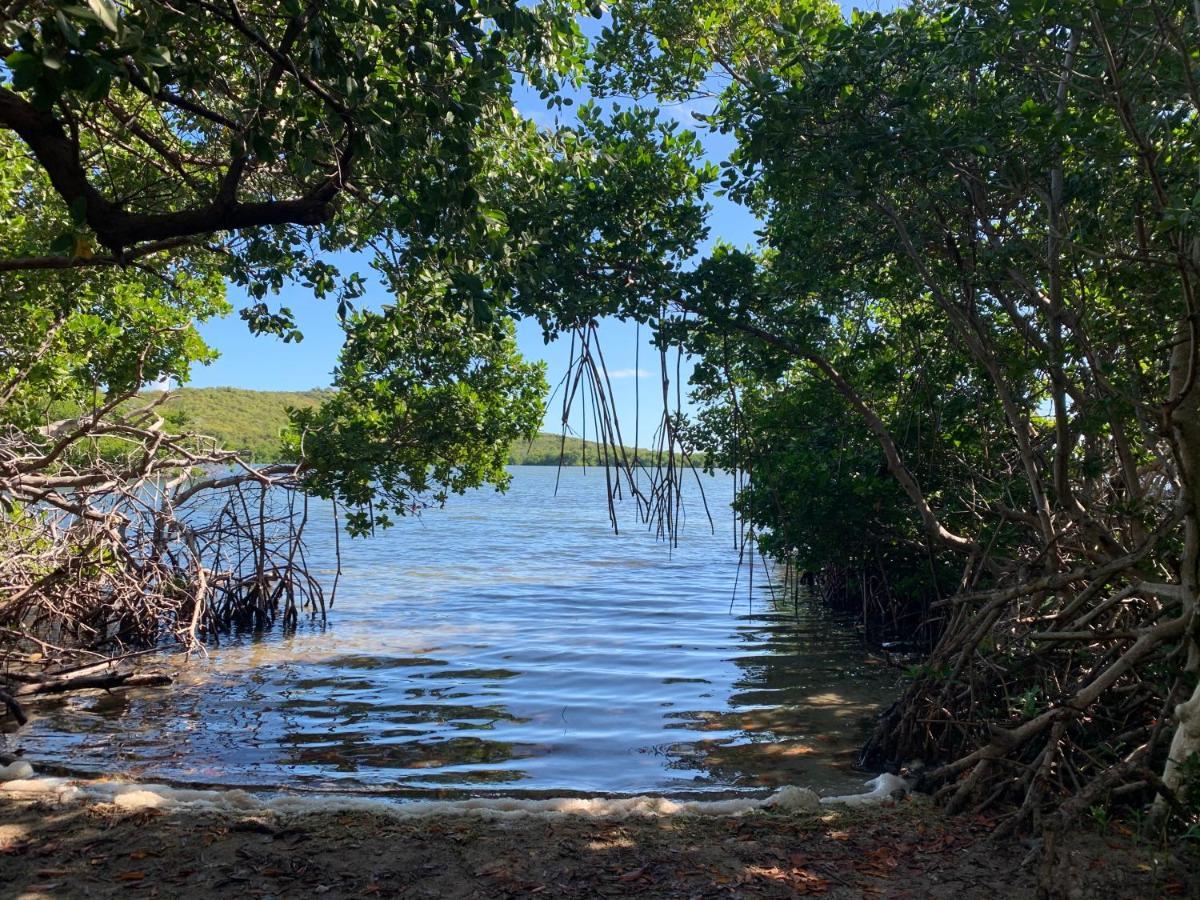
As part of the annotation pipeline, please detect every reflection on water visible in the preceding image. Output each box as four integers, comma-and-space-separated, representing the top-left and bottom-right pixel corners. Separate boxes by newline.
12, 467, 897, 796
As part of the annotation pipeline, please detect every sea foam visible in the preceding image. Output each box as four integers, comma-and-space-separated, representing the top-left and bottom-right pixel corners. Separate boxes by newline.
1, 766, 908, 817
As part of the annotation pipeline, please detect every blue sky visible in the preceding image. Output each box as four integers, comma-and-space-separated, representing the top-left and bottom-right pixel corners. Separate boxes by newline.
188, 3, 891, 446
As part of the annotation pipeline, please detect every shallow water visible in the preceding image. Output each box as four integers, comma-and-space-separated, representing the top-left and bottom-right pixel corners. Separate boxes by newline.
12, 467, 897, 797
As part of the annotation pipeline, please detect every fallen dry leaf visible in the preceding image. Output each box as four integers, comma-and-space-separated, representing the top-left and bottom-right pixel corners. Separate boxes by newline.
867, 847, 899, 868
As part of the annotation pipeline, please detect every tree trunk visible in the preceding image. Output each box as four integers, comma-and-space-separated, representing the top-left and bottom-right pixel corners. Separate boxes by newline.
1160, 321, 1200, 803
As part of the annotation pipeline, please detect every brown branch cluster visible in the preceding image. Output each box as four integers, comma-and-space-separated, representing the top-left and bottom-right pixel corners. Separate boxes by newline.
0, 399, 327, 700
848, 5, 1200, 835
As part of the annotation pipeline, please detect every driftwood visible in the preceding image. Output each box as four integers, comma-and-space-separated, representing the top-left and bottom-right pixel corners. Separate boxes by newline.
11, 671, 173, 698
0, 668, 175, 728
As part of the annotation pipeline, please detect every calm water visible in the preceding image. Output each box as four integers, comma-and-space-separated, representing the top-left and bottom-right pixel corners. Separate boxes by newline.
13, 467, 896, 797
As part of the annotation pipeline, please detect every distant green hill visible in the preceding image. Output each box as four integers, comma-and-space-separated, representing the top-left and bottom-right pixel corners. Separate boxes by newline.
149, 387, 657, 465
146, 387, 331, 461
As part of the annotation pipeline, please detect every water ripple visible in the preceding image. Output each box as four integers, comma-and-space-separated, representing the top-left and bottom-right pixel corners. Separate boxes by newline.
12, 467, 897, 796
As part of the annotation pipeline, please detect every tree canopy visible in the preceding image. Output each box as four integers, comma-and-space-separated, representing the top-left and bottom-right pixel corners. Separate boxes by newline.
0, 0, 715, 523
584, 0, 1200, 834
0, 0, 711, 657
3, 0, 1200, 843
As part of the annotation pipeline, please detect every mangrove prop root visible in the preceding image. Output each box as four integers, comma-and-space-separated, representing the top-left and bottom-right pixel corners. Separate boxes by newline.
860, 547, 1197, 834
0, 390, 332, 699
0, 689, 26, 727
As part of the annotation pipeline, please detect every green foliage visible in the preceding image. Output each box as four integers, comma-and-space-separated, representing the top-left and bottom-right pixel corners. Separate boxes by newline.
592, 0, 1196, 610
591, 0, 841, 102
1178, 751, 1200, 837
1, 0, 724, 528
0, 0, 621, 528
510, 432, 645, 466
2, 0, 593, 274
590, 0, 1200, 822
0, 135, 228, 434
1089, 803, 1112, 835
287, 311, 546, 535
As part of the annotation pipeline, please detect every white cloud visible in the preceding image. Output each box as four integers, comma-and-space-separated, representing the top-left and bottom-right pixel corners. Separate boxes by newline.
514, 103, 561, 130
661, 97, 716, 128
608, 368, 651, 379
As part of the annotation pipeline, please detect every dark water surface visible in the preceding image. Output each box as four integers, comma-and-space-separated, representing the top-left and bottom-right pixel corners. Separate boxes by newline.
15, 467, 897, 797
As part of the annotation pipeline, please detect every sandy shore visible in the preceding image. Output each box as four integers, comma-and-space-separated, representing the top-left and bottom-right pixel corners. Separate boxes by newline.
2, 787, 1197, 899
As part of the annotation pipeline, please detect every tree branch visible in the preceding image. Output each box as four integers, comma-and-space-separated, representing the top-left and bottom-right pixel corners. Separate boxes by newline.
0, 86, 349, 256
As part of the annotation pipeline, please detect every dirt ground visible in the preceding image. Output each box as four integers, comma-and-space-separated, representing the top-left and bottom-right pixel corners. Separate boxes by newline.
1, 793, 1196, 899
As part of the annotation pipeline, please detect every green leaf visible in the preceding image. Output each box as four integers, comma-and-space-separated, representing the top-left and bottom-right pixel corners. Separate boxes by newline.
140, 47, 173, 68
453, 271, 484, 296
87, 0, 120, 33
49, 232, 75, 254
6, 51, 41, 91
79, 70, 111, 101
68, 196, 88, 226
472, 296, 494, 323
60, 5, 100, 23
